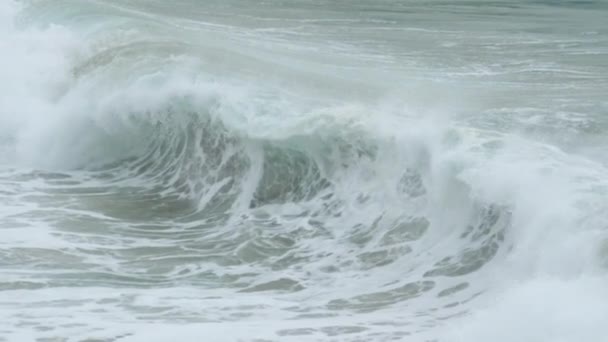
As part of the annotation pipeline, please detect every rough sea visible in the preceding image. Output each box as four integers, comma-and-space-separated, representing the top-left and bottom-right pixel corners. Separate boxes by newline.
1, 1, 608, 341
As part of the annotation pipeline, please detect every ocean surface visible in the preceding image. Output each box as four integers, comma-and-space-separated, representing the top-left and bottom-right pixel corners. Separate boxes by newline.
1, 1, 608, 341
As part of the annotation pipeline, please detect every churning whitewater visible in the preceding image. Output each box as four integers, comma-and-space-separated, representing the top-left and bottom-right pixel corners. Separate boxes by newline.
1, 0, 608, 341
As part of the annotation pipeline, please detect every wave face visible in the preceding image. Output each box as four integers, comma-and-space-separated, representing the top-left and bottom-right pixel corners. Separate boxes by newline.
1, 1, 608, 341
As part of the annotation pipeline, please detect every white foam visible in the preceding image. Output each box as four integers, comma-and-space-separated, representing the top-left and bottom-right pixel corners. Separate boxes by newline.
441, 276, 608, 342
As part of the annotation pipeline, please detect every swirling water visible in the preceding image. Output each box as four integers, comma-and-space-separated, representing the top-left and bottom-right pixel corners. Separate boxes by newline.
1, 1, 608, 341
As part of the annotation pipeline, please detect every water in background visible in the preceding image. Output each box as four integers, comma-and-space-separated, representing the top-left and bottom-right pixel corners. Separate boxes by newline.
1, 1, 608, 341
